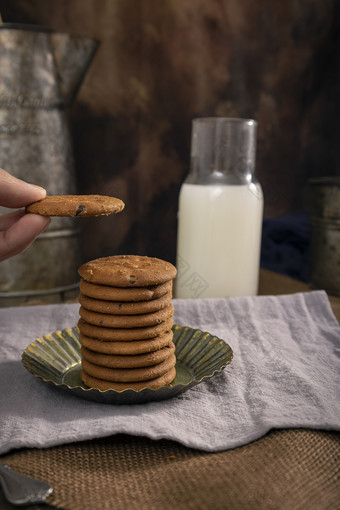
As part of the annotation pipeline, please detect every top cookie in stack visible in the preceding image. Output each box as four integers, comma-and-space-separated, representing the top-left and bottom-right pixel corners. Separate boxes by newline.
77, 255, 177, 391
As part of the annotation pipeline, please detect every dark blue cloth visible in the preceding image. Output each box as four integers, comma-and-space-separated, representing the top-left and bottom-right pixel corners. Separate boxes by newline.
260, 213, 310, 282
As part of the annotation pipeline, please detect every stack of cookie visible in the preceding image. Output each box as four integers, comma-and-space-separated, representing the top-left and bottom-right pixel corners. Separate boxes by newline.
77, 255, 177, 391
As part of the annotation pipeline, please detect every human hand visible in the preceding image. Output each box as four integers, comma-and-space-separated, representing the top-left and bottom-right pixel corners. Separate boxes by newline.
0, 168, 51, 262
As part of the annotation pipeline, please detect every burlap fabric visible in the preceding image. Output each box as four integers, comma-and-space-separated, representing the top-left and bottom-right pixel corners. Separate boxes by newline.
1, 428, 339, 510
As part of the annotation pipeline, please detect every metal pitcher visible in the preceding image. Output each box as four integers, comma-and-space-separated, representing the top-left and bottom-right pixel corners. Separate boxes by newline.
0, 24, 99, 306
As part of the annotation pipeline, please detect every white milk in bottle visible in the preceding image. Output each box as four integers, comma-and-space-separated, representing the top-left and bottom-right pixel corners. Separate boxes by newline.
175, 117, 263, 298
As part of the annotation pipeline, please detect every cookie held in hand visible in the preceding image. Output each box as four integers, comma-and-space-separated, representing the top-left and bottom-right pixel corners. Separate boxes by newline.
26, 195, 125, 217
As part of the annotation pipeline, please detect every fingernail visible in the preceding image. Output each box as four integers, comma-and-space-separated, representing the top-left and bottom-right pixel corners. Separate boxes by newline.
31, 184, 47, 194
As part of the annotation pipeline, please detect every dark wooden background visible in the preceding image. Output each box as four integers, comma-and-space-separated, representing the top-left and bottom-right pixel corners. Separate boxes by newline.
1, 0, 339, 266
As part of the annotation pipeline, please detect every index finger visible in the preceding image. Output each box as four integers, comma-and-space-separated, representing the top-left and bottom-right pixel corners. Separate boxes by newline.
0, 168, 47, 208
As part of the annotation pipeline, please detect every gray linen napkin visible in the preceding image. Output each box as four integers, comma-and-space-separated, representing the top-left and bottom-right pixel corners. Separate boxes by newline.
0, 291, 339, 455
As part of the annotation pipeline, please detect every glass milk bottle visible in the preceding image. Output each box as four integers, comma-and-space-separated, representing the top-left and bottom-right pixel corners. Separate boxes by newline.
175, 117, 263, 298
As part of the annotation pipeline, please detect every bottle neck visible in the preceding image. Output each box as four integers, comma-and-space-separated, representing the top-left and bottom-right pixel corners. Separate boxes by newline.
186, 117, 257, 185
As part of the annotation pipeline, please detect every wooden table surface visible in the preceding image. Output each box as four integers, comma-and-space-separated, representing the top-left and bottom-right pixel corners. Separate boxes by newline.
259, 268, 340, 323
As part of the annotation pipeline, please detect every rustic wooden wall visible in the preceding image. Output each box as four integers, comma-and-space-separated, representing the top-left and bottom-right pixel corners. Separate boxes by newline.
1, 0, 339, 265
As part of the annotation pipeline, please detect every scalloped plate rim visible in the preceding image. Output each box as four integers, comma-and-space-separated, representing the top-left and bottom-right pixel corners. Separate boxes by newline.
21, 325, 233, 400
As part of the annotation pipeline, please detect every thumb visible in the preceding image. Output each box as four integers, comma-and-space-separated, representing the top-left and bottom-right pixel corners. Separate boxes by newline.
0, 168, 46, 208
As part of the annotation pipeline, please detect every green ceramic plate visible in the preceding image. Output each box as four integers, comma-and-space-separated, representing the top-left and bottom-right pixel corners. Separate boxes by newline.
21, 325, 233, 405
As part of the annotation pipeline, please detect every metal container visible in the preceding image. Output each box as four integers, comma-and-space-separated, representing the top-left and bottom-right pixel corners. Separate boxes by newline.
309, 176, 340, 296
0, 24, 99, 306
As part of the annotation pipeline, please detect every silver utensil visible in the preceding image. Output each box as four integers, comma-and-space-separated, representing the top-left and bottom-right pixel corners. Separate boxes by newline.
0, 462, 53, 506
